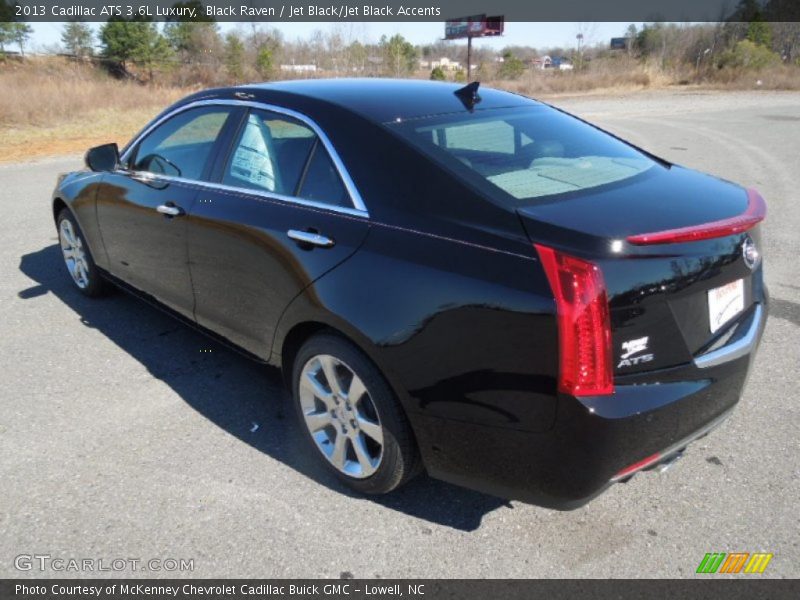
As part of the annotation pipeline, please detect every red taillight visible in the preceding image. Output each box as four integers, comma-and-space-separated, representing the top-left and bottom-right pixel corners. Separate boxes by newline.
535, 244, 614, 397
627, 188, 767, 245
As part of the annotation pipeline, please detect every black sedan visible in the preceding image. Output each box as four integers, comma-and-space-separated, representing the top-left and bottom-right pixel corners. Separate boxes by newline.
51, 79, 768, 508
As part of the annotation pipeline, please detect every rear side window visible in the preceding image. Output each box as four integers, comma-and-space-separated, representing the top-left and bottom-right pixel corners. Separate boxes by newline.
132, 107, 232, 181
225, 113, 287, 193
223, 109, 350, 207
392, 106, 654, 203
297, 144, 349, 206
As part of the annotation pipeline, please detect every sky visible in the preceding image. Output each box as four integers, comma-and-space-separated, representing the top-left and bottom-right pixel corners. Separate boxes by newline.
28, 21, 633, 53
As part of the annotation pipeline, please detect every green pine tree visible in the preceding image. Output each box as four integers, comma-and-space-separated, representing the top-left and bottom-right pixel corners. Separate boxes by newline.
100, 18, 172, 80
61, 21, 94, 57
224, 32, 245, 80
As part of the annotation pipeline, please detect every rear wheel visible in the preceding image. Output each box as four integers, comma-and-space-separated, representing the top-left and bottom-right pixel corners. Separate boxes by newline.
57, 209, 108, 297
292, 333, 419, 494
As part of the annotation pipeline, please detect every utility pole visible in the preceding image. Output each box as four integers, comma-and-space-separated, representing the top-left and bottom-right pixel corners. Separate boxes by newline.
466, 34, 472, 77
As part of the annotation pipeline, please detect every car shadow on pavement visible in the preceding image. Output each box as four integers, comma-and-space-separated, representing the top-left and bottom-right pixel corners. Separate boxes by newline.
19, 244, 510, 531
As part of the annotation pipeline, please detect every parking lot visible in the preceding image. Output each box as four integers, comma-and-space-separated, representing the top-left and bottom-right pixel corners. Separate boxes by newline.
1, 90, 798, 578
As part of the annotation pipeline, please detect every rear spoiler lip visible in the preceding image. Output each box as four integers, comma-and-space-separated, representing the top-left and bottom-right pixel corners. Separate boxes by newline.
626, 188, 766, 245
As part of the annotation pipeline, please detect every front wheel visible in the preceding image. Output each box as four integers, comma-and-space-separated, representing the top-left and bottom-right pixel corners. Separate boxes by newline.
292, 333, 420, 494
57, 209, 108, 297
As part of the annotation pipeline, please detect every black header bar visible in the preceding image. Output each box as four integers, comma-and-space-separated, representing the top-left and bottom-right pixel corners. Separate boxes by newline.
3, 579, 800, 600
5, 0, 800, 23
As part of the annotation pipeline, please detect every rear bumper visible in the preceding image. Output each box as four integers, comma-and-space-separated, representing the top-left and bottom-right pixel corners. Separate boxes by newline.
608, 405, 732, 483
415, 301, 767, 509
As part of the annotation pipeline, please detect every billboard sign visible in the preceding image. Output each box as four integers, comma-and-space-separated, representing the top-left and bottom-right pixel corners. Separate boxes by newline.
445, 15, 504, 39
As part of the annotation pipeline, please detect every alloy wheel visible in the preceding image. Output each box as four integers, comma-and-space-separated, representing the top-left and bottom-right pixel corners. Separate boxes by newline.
298, 354, 384, 478
59, 218, 90, 289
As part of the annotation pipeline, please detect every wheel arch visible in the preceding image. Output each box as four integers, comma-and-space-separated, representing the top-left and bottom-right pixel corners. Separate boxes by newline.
278, 317, 424, 474
52, 184, 109, 272
277, 316, 415, 421
52, 197, 92, 256
52, 197, 69, 223
279, 319, 393, 393
279, 320, 330, 390
52, 197, 87, 236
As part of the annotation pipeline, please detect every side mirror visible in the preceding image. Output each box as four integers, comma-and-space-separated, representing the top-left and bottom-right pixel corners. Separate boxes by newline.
85, 143, 120, 172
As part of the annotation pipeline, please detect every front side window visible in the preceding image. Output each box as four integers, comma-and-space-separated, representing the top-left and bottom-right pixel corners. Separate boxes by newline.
392, 106, 655, 203
132, 107, 232, 181
223, 109, 349, 207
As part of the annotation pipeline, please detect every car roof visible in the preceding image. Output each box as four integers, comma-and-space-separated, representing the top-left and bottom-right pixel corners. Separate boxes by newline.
239, 78, 538, 123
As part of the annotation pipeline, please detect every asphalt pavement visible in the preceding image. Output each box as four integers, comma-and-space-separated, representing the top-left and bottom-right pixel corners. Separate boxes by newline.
0, 90, 798, 578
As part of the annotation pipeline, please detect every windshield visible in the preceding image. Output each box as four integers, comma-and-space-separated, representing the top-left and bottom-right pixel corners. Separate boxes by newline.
390, 106, 656, 204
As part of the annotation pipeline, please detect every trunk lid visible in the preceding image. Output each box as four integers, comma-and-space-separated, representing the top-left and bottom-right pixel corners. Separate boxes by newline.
518, 166, 766, 375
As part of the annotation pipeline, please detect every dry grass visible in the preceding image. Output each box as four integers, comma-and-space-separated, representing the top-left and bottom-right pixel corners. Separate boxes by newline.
485, 57, 677, 98
0, 107, 176, 163
482, 56, 800, 98
700, 63, 800, 90
0, 56, 191, 126
0, 56, 193, 162
489, 70, 655, 97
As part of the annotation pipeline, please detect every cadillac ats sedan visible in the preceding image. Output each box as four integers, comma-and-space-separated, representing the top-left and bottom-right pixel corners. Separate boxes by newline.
51, 79, 768, 508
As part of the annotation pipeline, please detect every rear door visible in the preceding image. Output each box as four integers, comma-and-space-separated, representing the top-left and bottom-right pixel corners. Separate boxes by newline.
186, 107, 370, 359
96, 105, 239, 318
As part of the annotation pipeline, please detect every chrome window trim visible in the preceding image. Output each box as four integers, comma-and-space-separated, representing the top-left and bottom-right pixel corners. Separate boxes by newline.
118, 98, 369, 217
115, 168, 370, 219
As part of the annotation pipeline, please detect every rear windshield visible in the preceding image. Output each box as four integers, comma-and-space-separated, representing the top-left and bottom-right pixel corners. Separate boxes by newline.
389, 106, 655, 204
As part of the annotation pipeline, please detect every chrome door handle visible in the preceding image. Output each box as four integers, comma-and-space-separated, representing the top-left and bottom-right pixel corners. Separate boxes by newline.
157, 204, 184, 217
287, 230, 335, 248
131, 172, 156, 183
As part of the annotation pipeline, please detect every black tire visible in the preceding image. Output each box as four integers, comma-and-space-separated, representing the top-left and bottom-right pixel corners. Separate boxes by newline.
56, 209, 109, 297
292, 332, 420, 495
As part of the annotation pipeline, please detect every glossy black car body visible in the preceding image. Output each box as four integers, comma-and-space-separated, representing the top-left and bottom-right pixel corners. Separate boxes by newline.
52, 79, 767, 508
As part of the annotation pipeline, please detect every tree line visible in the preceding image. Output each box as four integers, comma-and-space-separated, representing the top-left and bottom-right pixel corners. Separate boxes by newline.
52, 17, 423, 84
52, 19, 800, 84
1, 0, 798, 84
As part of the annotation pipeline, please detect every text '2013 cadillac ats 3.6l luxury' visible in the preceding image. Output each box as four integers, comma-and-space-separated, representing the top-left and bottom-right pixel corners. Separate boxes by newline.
52, 79, 768, 509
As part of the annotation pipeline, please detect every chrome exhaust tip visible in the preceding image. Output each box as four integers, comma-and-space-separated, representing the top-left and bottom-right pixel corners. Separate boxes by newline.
656, 450, 685, 474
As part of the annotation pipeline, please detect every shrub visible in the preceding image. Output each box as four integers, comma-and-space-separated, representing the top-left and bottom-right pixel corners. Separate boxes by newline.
497, 50, 525, 79
497, 51, 525, 80
429, 66, 445, 81
718, 40, 781, 71
255, 47, 274, 79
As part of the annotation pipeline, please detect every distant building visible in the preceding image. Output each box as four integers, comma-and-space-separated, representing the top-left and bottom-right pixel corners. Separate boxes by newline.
280, 64, 317, 73
533, 56, 573, 71
552, 57, 573, 70
421, 57, 462, 71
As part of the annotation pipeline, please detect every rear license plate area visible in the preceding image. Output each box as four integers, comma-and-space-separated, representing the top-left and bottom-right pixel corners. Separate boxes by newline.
708, 279, 744, 333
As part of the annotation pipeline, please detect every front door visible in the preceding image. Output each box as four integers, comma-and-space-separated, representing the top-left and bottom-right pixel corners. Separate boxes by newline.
96, 105, 238, 317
